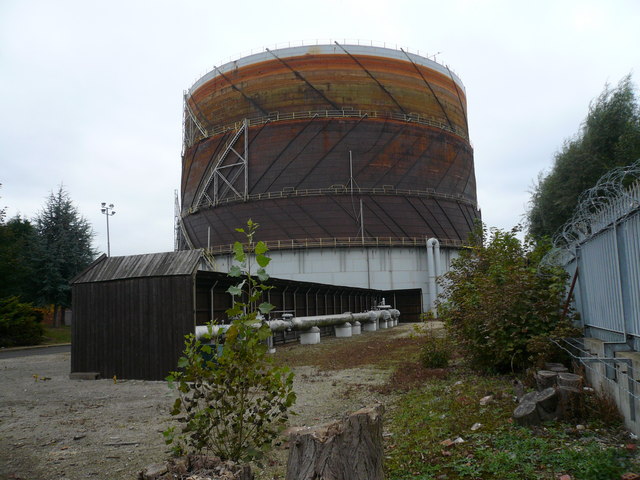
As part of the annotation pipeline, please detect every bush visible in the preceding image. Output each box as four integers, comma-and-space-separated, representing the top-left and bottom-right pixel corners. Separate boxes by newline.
164, 220, 296, 463
437, 223, 577, 373
417, 319, 452, 369
0, 296, 44, 347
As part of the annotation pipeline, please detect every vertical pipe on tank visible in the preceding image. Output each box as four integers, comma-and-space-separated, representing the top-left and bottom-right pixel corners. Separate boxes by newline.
433, 239, 441, 303
426, 238, 438, 314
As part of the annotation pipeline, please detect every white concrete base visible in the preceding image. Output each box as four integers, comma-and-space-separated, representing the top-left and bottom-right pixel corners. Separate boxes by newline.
352, 321, 362, 335
335, 322, 352, 338
363, 321, 377, 332
299, 326, 321, 345
380, 320, 389, 329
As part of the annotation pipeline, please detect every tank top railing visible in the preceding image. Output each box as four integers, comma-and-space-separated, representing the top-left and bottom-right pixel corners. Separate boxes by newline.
204, 236, 466, 254
192, 184, 477, 212
184, 108, 469, 148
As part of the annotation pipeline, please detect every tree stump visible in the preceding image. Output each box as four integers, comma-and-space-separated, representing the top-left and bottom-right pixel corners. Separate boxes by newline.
514, 401, 540, 426
286, 405, 384, 480
535, 370, 558, 391
557, 373, 585, 420
535, 387, 559, 421
557, 372, 583, 390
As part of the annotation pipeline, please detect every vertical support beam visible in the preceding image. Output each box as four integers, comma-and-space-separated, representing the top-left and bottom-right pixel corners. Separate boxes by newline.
615, 220, 634, 340
244, 118, 249, 201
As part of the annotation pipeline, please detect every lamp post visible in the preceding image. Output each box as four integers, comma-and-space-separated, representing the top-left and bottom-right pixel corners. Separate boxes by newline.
100, 202, 116, 256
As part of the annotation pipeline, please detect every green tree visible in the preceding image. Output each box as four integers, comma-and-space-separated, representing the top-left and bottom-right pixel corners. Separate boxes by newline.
437, 223, 577, 372
0, 183, 6, 225
32, 186, 96, 326
165, 220, 296, 463
0, 215, 38, 302
0, 296, 44, 347
528, 75, 640, 239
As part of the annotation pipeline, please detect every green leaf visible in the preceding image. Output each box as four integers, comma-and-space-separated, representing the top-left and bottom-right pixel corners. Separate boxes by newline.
254, 241, 268, 255
228, 265, 242, 277
232, 241, 246, 262
177, 356, 189, 368
171, 398, 182, 416
259, 302, 274, 314
227, 282, 244, 296
257, 268, 269, 282
226, 304, 243, 317
256, 254, 271, 268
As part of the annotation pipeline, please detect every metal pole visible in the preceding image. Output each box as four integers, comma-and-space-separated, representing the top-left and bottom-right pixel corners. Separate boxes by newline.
106, 213, 111, 257
101, 203, 116, 257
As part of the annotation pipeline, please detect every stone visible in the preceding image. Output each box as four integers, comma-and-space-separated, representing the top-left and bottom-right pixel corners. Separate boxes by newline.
479, 395, 493, 406
140, 462, 168, 480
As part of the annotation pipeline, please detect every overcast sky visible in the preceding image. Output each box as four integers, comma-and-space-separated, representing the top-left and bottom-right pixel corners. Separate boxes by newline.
1, 0, 639, 256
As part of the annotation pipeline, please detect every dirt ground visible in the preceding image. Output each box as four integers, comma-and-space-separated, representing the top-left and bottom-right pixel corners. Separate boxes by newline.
0, 323, 422, 480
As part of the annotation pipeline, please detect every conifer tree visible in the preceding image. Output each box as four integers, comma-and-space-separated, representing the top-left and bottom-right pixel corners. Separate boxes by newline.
32, 186, 96, 326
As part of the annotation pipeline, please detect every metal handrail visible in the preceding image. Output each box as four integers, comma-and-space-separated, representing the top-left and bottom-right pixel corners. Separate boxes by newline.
204, 236, 465, 254
192, 184, 477, 211
184, 108, 469, 149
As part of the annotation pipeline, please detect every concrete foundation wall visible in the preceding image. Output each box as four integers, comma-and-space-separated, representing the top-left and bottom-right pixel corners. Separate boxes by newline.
211, 246, 459, 312
583, 337, 640, 435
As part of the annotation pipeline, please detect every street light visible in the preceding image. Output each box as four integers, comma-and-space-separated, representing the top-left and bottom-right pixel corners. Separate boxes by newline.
100, 202, 116, 256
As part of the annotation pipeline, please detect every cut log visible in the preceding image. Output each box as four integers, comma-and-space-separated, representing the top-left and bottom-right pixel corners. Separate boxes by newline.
558, 385, 585, 420
535, 387, 559, 421
549, 366, 569, 373
535, 370, 558, 391
514, 401, 540, 426
557, 372, 583, 391
544, 362, 565, 370
286, 405, 384, 480
520, 391, 538, 404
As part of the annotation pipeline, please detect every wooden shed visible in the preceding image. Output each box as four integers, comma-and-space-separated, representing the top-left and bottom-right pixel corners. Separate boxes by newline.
71, 250, 392, 380
71, 250, 218, 380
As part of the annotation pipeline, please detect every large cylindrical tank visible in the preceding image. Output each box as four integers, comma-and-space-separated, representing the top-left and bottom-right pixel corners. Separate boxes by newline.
180, 43, 479, 250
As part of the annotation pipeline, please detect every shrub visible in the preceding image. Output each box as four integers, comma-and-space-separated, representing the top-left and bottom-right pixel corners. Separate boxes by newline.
164, 220, 296, 463
417, 320, 452, 369
0, 296, 44, 347
437, 223, 577, 372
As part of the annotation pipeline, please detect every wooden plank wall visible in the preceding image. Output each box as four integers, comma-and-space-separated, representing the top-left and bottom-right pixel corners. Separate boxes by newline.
72, 271, 408, 380
72, 275, 194, 381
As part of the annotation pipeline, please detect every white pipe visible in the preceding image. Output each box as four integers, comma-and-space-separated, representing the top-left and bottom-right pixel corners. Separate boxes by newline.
197, 307, 401, 338
426, 238, 438, 313
433, 238, 441, 301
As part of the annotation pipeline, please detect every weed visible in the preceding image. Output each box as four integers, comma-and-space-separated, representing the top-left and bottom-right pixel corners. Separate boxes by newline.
384, 366, 635, 479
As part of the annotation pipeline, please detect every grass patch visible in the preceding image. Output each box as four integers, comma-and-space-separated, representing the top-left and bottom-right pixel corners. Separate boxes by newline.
274, 328, 423, 370
42, 326, 71, 344
384, 367, 636, 479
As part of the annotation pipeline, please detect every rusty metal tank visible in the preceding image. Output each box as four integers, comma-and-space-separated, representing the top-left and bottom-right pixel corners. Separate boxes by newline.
179, 43, 479, 251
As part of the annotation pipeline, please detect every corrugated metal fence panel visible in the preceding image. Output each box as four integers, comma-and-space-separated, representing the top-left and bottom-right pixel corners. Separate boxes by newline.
579, 229, 625, 335
622, 212, 640, 337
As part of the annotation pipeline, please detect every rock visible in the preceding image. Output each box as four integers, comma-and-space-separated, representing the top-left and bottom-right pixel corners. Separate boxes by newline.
470, 423, 482, 431
558, 475, 572, 480
479, 395, 494, 406
575, 424, 585, 431
139, 462, 168, 480
621, 473, 640, 480
513, 380, 525, 401
169, 456, 188, 475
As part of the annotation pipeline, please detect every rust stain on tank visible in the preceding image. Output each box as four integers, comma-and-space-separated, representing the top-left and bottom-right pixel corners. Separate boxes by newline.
181, 45, 478, 248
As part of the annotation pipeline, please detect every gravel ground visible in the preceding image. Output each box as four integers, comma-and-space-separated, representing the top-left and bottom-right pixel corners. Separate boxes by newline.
1, 324, 417, 480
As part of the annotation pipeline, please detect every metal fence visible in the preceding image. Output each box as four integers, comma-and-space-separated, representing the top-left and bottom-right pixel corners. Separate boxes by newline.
545, 160, 640, 346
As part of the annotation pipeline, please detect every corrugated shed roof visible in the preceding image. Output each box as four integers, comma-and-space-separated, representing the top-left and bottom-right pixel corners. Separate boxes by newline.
72, 250, 212, 283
